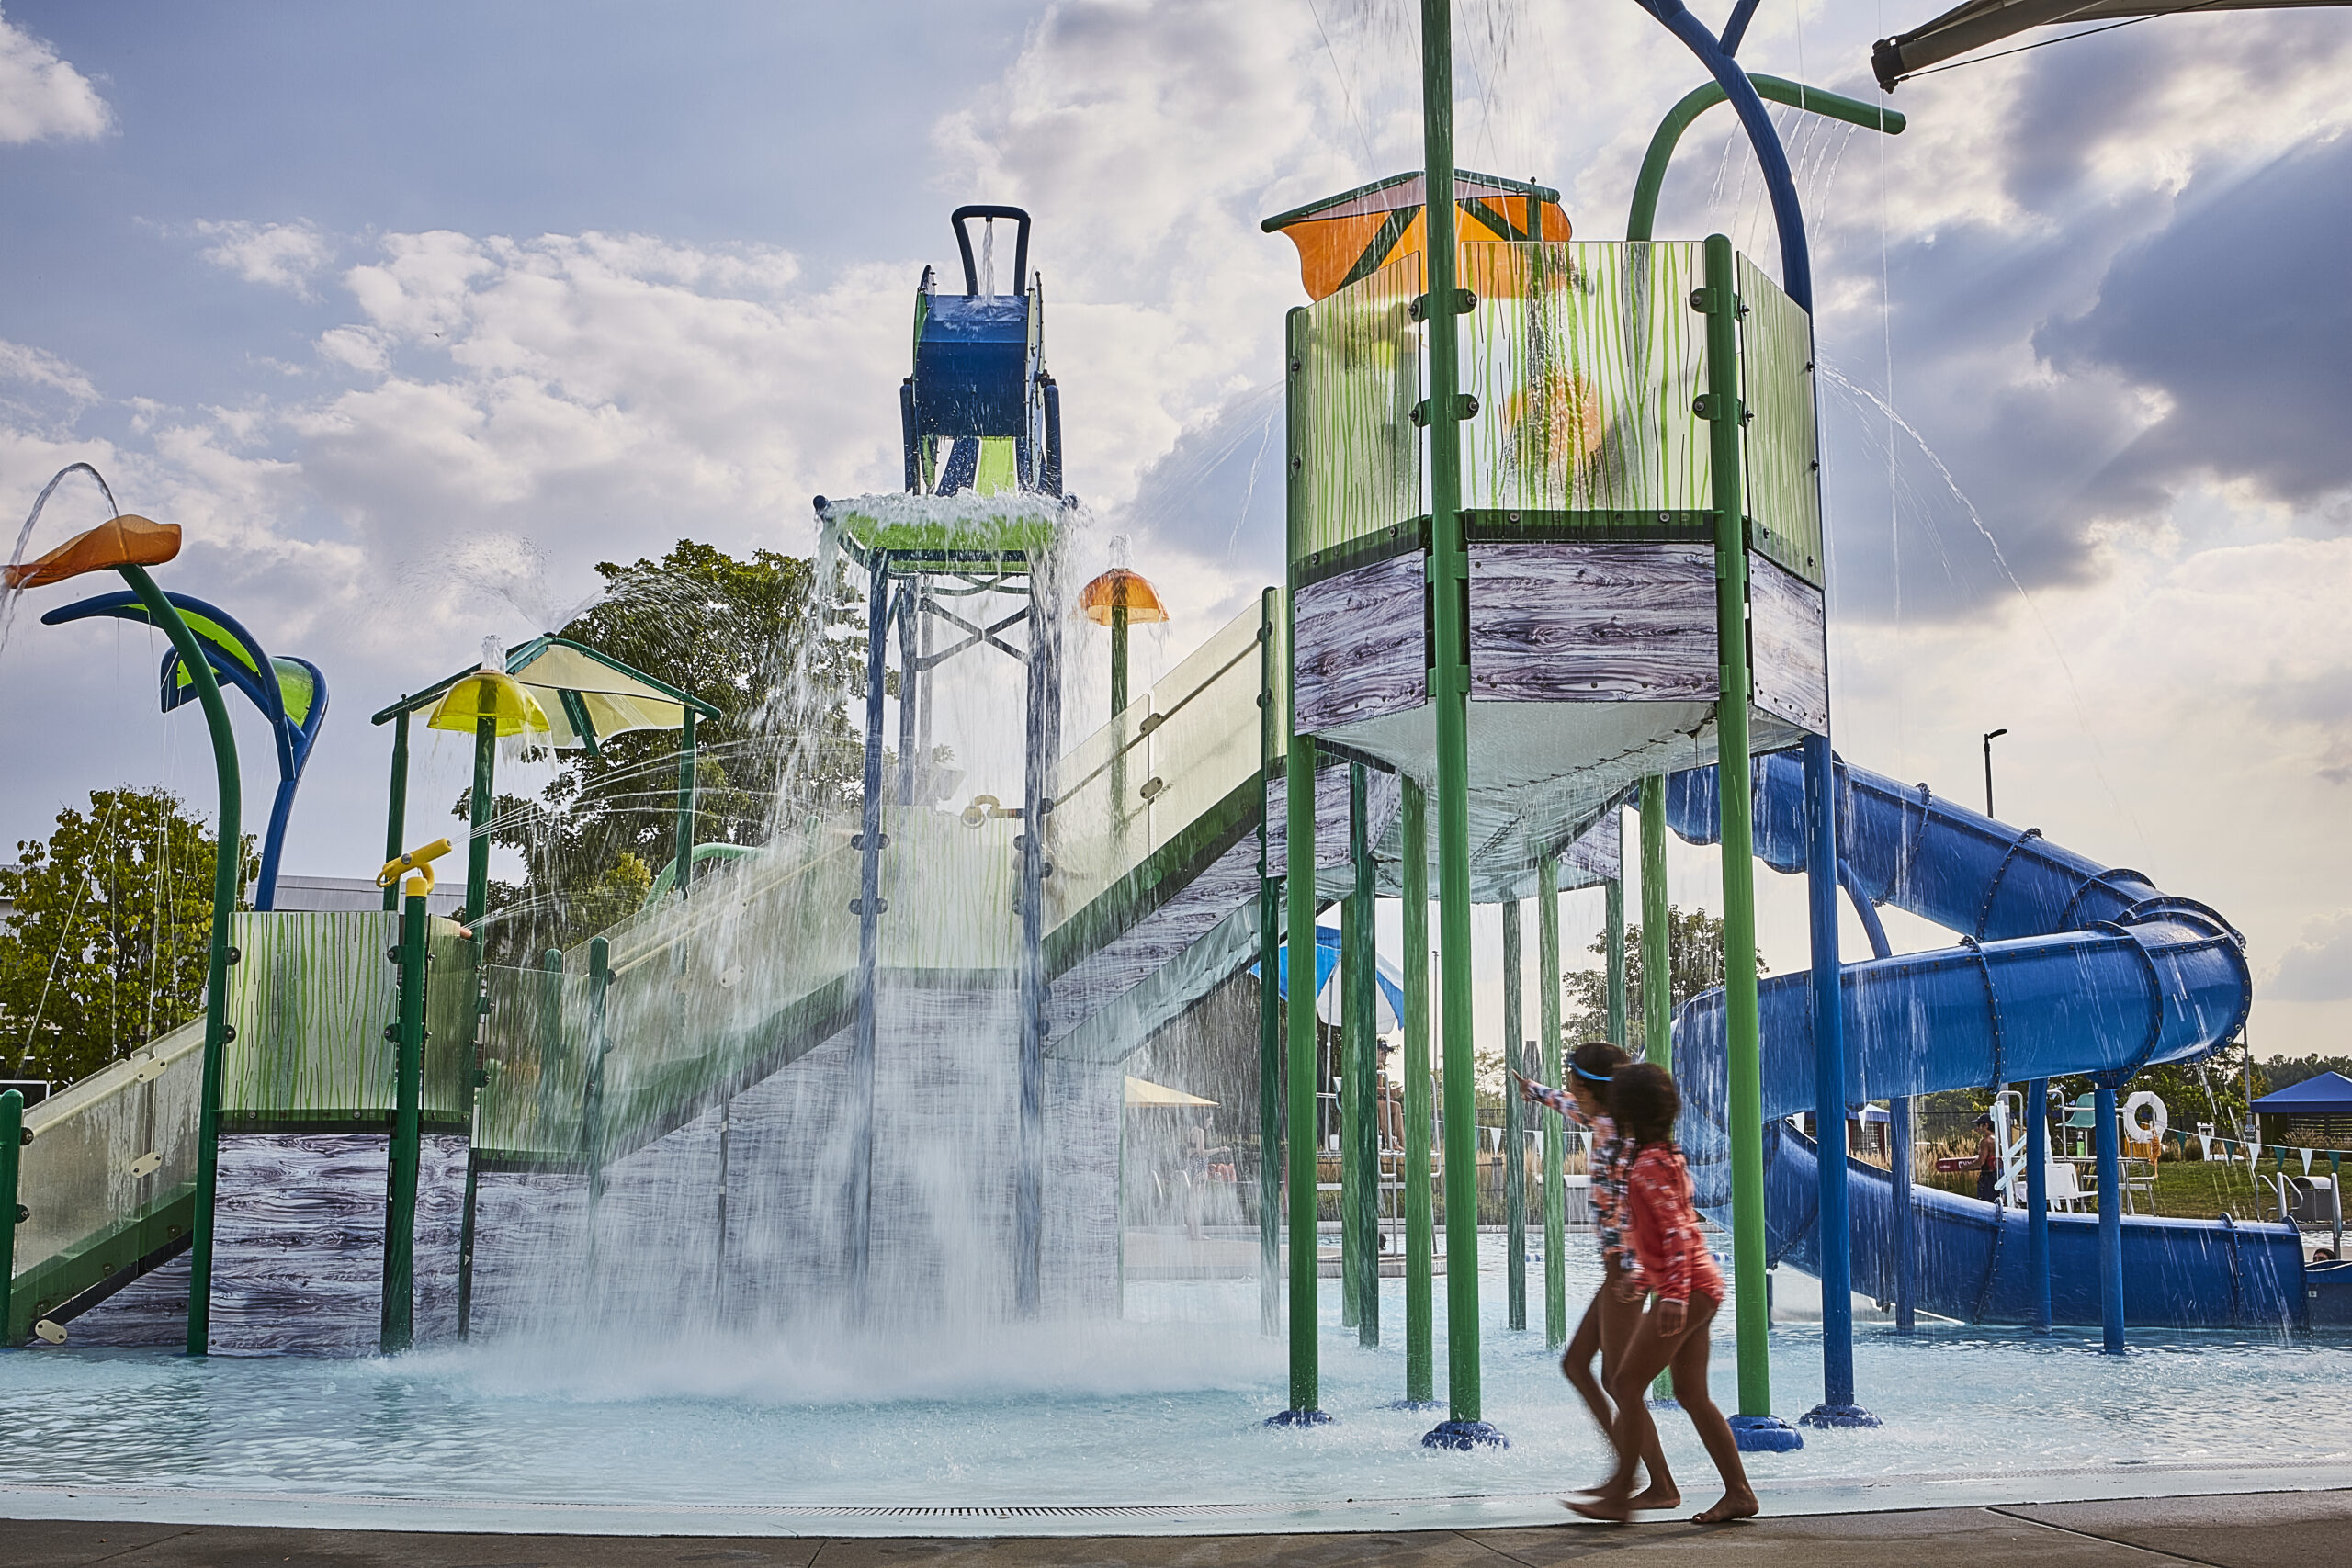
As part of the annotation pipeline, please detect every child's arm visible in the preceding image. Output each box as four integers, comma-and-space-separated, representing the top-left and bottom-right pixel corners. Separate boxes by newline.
1511, 1070, 1579, 1122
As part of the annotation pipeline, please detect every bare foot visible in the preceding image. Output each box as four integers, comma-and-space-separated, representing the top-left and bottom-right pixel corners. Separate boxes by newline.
1692, 1491, 1760, 1525
1628, 1483, 1683, 1511
1567, 1496, 1631, 1525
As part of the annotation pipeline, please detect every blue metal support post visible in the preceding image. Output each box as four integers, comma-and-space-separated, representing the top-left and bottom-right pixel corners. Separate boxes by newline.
1800, 736, 1873, 1427
2026, 1077, 2052, 1333
2096, 1078, 2127, 1353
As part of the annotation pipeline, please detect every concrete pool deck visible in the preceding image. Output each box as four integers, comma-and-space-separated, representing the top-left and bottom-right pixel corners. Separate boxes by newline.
5, 1489, 2345, 1566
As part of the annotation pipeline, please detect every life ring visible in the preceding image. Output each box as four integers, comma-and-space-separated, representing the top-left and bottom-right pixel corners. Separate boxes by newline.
2122, 1090, 2168, 1144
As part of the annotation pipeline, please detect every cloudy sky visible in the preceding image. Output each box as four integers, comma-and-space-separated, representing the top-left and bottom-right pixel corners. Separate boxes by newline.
1, 1, 2346, 1061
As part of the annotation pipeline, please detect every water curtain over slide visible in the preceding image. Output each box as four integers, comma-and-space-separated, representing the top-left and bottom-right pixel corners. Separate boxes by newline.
1666, 751, 2303, 1329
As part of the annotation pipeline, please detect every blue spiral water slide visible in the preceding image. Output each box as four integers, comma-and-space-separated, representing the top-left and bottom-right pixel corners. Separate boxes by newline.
1664, 751, 2306, 1330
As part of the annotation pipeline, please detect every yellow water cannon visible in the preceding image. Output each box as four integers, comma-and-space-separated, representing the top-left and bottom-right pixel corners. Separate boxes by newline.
376, 838, 453, 899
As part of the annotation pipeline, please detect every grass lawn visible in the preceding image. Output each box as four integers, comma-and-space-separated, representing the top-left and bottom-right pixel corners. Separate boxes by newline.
1917, 1156, 2334, 1223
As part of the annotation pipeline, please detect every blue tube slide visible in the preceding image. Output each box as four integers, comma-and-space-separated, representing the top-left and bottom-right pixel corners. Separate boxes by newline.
1663, 751, 2305, 1330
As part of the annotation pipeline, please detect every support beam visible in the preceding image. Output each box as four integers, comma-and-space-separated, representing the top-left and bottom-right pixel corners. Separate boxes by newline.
2026, 1077, 2052, 1334
1271, 303, 1328, 1429
2096, 1077, 2127, 1354
1604, 877, 1628, 1050
1702, 235, 1798, 1450
1402, 781, 1436, 1405
850, 555, 890, 1314
1540, 857, 1566, 1348
466, 716, 496, 924
382, 884, 428, 1354
1419, 0, 1500, 1452
1258, 589, 1283, 1338
1641, 779, 1670, 1064
1015, 552, 1057, 1319
675, 711, 698, 899
1502, 898, 1526, 1333
1801, 735, 1874, 1429
382, 711, 409, 914
1345, 763, 1379, 1345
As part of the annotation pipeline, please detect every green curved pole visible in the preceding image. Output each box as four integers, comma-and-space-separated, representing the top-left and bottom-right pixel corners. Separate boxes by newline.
114, 565, 240, 1359
1626, 75, 1904, 244
642, 841, 756, 908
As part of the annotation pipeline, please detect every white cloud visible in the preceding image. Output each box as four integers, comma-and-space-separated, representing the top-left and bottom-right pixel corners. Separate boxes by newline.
2267, 913, 2352, 1004
191, 220, 335, 298
0, 338, 98, 408
0, 9, 109, 144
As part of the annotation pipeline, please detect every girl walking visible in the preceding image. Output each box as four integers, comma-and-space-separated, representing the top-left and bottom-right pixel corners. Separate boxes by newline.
1570, 1062, 1758, 1526
1515, 1042, 1678, 1510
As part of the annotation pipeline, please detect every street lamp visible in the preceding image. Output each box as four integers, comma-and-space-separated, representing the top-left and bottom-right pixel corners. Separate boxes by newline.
1982, 728, 2008, 818
4, 493, 240, 1358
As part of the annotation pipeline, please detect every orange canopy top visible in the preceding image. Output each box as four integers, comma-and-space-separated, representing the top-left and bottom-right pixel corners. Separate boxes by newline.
2, 513, 180, 590
1079, 568, 1169, 626
1261, 169, 1570, 302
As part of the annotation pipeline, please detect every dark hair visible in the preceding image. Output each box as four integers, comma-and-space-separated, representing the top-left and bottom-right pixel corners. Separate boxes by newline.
1611, 1063, 1680, 1145
1566, 1041, 1631, 1110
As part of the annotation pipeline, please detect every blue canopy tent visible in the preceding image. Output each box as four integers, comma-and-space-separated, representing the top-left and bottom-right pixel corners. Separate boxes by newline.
1260, 925, 1407, 1033
2251, 1070, 2352, 1145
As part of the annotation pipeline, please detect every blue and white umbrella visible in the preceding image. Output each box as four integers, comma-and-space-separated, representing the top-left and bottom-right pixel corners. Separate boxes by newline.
1260, 924, 1406, 1032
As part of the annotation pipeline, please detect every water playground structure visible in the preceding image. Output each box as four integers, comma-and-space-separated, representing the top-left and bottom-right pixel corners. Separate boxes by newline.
2, 0, 2346, 1526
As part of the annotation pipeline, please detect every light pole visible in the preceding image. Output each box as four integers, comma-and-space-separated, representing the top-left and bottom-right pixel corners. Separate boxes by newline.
1983, 728, 2008, 818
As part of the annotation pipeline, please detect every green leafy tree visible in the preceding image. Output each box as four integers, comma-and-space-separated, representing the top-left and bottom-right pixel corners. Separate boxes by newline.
1560, 903, 1765, 1058
0, 787, 252, 1088
460, 539, 868, 963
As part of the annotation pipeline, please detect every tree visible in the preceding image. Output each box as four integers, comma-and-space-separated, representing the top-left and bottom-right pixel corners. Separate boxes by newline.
1560, 903, 1766, 1058
460, 539, 869, 963
0, 787, 251, 1088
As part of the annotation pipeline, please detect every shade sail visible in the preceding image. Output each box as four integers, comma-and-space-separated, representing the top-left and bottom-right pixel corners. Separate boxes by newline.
2251, 1070, 2352, 1116
1125, 1076, 1217, 1109
1262, 924, 1408, 1033
1261, 169, 1570, 302
1873, 0, 2352, 89
374, 635, 718, 750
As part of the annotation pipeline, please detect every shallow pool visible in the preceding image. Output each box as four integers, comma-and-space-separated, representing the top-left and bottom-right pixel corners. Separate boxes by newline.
3, 1239, 2345, 1536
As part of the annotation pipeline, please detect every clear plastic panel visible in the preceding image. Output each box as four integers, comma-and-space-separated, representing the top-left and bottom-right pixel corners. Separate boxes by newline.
571, 825, 864, 1156
12, 1016, 205, 1286
474, 962, 580, 1164
1295, 253, 1422, 566
1458, 241, 1710, 517
1736, 252, 1824, 585
1046, 603, 1267, 929
220, 910, 400, 1120
422, 923, 481, 1128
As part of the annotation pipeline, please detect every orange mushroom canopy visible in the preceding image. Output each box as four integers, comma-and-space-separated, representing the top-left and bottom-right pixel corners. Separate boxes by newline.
1079, 568, 1168, 626
2, 513, 180, 589
1261, 169, 1570, 302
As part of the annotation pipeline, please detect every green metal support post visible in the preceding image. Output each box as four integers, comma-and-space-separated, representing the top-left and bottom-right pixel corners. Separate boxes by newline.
1111, 599, 1129, 718
382, 710, 409, 913
582, 935, 612, 1289
1419, 0, 1498, 1450
1272, 304, 1328, 1428
1401, 781, 1436, 1404
674, 710, 698, 901
1, 1089, 21, 1345
382, 880, 427, 1354
1539, 858, 1566, 1347
1700, 234, 1792, 1445
466, 714, 496, 922
1605, 875, 1628, 1049
1640, 778, 1670, 1062
1345, 762, 1379, 1345
111, 565, 240, 1359
1502, 898, 1526, 1332
1340, 789, 1363, 1334
1259, 588, 1284, 1337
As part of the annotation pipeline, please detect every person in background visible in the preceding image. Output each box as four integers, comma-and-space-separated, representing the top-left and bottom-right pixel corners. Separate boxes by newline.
1973, 1112, 2001, 1203
1572, 1062, 1757, 1527
1516, 1041, 1678, 1512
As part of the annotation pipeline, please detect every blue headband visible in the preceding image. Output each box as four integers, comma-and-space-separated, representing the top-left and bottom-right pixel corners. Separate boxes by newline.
1571, 1062, 1613, 1084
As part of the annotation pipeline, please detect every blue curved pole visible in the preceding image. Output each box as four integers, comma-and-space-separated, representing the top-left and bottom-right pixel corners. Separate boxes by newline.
1634, 0, 1813, 310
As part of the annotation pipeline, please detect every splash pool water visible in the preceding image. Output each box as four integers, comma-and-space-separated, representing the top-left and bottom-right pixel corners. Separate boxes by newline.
3, 1240, 2344, 1537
